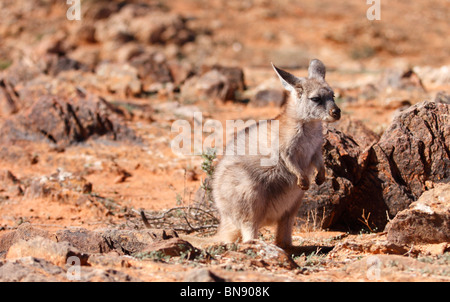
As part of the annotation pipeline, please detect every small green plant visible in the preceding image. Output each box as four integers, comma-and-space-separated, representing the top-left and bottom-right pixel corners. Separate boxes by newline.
201, 148, 216, 177
133, 250, 171, 262
350, 45, 376, 60
0, 59, 12, 70
175, 193, 183, 205
294, 250, 327, 268
206, 245, 227, 258
245, 249, 258, 259
200, 148, 217, 205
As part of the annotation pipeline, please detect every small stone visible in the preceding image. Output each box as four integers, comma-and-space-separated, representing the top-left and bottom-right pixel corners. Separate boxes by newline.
135, 238, 199, 259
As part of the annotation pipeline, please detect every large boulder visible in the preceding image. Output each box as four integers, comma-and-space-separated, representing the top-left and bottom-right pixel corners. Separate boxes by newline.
300, 101, 450, 230
370, 101, 450, 216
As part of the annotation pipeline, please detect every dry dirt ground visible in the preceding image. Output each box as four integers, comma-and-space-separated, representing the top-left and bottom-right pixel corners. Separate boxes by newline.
0, 0, 449, 282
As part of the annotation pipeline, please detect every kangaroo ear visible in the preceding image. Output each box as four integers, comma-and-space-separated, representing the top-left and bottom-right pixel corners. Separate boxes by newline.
271, 63, 304, 93
308, 59, 326, 80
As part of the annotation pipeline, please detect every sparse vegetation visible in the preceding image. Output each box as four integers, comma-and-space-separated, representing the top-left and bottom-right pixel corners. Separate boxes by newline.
0, 59, 12, 70
200, 147, 217, 206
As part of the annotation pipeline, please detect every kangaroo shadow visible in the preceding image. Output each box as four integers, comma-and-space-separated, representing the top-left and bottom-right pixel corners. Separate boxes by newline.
284, 245, 334, 256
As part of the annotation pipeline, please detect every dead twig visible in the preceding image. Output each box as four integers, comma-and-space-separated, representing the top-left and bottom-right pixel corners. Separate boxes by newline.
358, 209, 373, 233
140, 209, 152, 228
134, 206, 219, 234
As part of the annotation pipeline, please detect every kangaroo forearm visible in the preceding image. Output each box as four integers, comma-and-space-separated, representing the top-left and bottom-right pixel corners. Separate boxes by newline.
282, 152, 308, 179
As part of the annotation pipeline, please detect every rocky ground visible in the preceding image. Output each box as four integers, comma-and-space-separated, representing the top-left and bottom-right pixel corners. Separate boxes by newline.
0, 0, 449, 282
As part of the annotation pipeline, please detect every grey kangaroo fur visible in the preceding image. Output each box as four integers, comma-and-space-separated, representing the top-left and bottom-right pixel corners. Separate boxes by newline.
212, 59, 341, 248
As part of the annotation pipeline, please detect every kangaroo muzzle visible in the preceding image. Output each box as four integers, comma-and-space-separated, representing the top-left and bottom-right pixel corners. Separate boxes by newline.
329, 106, 341, 121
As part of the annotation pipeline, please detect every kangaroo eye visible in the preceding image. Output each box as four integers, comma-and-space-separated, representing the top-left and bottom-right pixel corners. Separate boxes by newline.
310, 97, 321, 103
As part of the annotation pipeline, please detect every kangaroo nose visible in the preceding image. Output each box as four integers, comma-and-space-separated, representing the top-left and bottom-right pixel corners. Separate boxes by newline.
330, 107, 341, 120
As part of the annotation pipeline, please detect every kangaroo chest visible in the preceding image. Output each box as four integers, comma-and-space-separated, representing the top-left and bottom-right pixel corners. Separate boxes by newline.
289, 123, 323, 165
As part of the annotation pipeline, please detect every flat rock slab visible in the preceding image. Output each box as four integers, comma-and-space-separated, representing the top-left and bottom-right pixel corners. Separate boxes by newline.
0, 223, 51, 257
6, 236, 88, 266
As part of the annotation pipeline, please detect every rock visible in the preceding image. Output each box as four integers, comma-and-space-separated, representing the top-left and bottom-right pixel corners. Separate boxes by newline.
101, 229, 179, 255
94, 6, 195, 46
1, 58, 43, 87
129, 52, 173, 91
385, 183, 450, 245
0, 169, 23, 197
181, 65, 246, 102
371, 101, 450, 216
250, 89, 287, 107
0, 257, 67, 282
93, 8, 135, 44
0, 224, 51, 256
219, 240, 298, 270
54, 228, 112, 254
181, 70, 227, 102
134, 238, 199, 259
100, 229, 154, 255
6, 236, 88, 266
359, 68, 428, 106
378, 69, 425, 92
95, 62, 142, 96
348, 101, 450, 229
344, 254, 450, 282
34, 31, 71, 57
87, 253, 133, 269
331, 234, 409, 255
153, 101, 202, 121
0, 77, 21, 115
0, 91, 139, 146
183, 268, 225, 282
73, 24, 97, 44
67, 46, 101, 72
79, 267, 140, 282
304, 101, 450, 230
434, 91, 450, 104
249, 78, 287, 107
43, 54, 89, 76
114, 43, 145, 63
24, 169, 93, 200
359, 83, 379, 101
331, 116, 380, 150
130, 11, 195, 46
83, 1, 121, 20
210, 65, 246, 93
168, 60, 194, 86
101, 228, 198, 260
413, 65, 450, 86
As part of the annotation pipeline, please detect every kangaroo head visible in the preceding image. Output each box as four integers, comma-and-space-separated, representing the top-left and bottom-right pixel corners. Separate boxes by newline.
272, 59, 341, 123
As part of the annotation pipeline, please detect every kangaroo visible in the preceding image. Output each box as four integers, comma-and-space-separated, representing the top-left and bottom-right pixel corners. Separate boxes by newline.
211, 59, 341, 249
